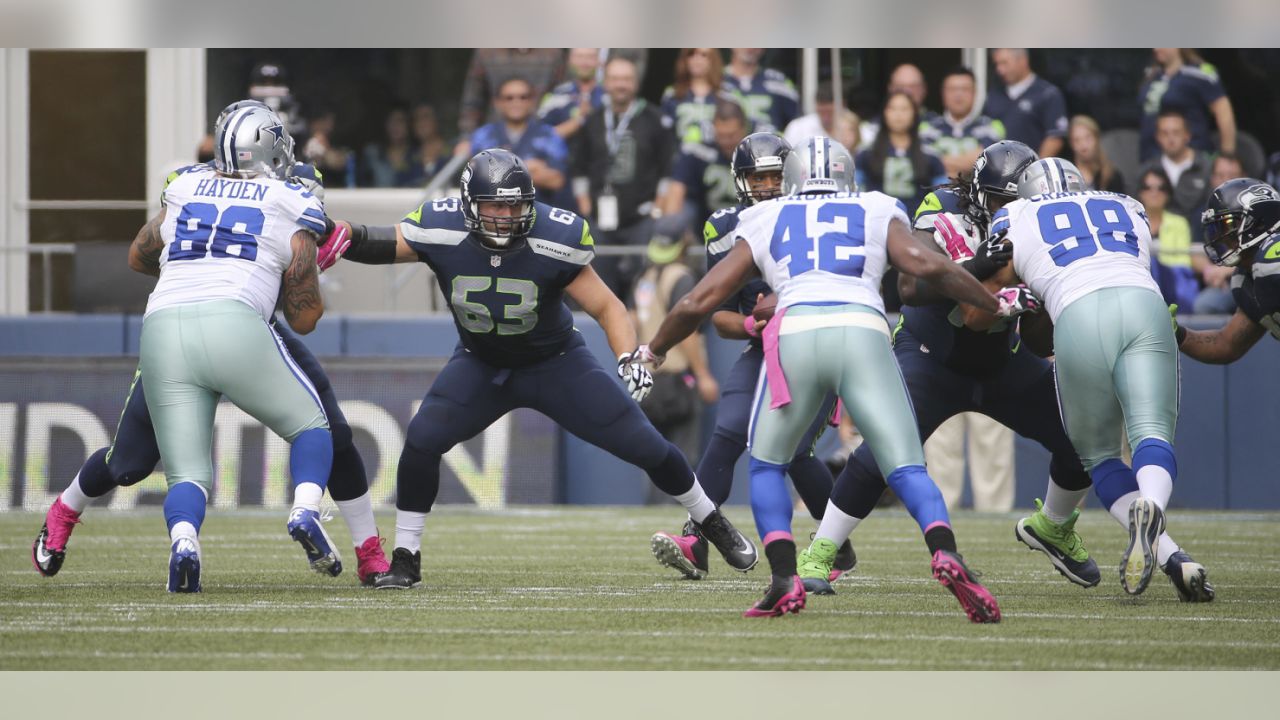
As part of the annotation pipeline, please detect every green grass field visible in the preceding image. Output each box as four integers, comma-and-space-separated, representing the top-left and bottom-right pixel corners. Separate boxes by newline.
2, 506, 1278, 670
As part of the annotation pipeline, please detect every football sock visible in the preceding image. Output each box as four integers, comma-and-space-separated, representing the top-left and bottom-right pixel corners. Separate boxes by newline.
787, 453, 835, 521
1132, 438, 1177, 511
763, 535, 797, 578
164, 481, 207, 538
748, 457, 793, 540
886, 465, 950, 532
334, 491, 378, 546
814, 500, 861, 546
394, 509, 427, 553
1042, 480, 1089, 524
1103, 488, 1180, 564
673, 482, 717, 524
291, 482, 323, 513
59, 474, 94, 514
289, 427, 333, 491
924, 523, 958, 556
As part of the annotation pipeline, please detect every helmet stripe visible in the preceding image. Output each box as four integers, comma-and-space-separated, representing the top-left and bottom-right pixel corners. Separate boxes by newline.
221, 107, 256, 173
1054, 158, 1068, 191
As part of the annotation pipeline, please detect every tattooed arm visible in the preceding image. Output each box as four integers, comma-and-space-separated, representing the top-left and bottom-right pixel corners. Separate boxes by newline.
1178, 309, 1265, 364
282, 230, 324, 334
128, 209, 168, 277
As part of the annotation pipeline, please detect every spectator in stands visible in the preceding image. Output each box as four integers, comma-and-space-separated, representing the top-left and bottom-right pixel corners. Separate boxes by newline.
247, 60, 306, 140
631, 233, 719, 483
302, 107, 355, 188
659, 100, 748, 236
361, 107, 424, 188
784, 80, 862, 152
1137, 110, 1213, 218
860, 63, 935, 148
661, 49, 727, 146
1192, 153, 1248, 314
539, 47, 605, 141
470, 77, 573, 210
456, 49, 565, 156
855, 92, 947, 215
919, 67, 1006, 177
985, 48, 1069, 157
1139, 168, 1199, 311
1068, 115, 1125, 193
572, 56, 673, 297
410, 103, 451, 183
1139, 48, 1236, 161
723, 48, 799, 135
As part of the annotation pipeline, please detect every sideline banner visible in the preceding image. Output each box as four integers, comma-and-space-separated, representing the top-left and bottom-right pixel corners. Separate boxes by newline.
0, 358, 559, 511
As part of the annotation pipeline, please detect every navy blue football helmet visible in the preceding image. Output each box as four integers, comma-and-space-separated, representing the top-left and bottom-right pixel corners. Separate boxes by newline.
1202, 178, 1280, 266
732, 132, 791, 205
461, 149, 537, 247
969, 140, 1039, 224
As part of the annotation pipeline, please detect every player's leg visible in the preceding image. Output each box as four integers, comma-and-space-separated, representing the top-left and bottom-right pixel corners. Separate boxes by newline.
1113, 288, 1211, 600
139, 308, 219, 593
274, 321, 387, 584
33, 366, 161, 576
527, 343, 757, 575
740, 326, 836, 617
376, 348, 515, 589
787, 393, 857, 578
983, 349, 1101, 587
830, 309, 999, 623
800, 329, 972, 592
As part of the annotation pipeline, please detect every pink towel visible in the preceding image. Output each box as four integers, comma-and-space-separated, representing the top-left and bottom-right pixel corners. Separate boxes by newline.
762, 306, 791, 409
934, 213, 974, 261
828, 398, 844, 427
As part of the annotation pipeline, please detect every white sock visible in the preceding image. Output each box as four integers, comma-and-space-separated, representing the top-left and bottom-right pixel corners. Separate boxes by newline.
170, 520, 199, 546
395, 510, 427, 553
59, 474, 93, 513
1042, 482, 1089, 524
1135, 465, 1174, 510
673, 480, 717, 524
1107, 490, 1142, 526
334, 492, 379, 547
291, 482, 323, 513
1156, 534, 1180, 566
815, 500, 860, 545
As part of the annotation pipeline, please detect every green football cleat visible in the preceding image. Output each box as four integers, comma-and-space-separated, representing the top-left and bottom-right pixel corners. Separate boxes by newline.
1015, 499, 1101, 588
797, 537, 839, 595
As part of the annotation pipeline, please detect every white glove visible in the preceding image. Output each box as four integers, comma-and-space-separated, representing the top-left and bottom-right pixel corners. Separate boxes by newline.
617, 351, 656, 403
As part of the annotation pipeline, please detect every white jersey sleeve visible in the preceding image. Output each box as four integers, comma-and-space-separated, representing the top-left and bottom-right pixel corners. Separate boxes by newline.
733, 190, 908, 314
1004, 190, 1159, 322
145, 170, 326, 321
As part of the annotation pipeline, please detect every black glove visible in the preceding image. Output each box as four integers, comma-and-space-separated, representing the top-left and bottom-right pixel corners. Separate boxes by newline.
963, 233, 1013, 281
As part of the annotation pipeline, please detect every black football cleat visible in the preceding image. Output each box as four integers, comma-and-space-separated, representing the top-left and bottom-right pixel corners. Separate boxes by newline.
374, 547, 422, 589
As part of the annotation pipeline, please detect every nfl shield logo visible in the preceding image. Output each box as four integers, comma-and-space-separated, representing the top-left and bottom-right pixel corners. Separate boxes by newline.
490, 255, 501, 267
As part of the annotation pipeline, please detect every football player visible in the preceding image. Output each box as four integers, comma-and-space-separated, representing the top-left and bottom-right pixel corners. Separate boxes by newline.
795, 141, 1104, 595
31, 123, 389, 586
639, 137, 1015, 622
118, 102, 342, 592
328, 148, 758, 589
649, 132, 855, 583
985, 158, 1209, 598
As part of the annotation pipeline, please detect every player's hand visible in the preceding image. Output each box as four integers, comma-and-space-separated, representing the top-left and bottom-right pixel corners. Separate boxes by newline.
316, 219, 351, 273
964, 234, 1013, 281
994, 285, 1041, 318
617, 350, 657, 402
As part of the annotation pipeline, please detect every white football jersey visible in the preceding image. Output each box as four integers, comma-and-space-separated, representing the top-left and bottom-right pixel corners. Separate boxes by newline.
732, 190, 909, 314
146, 165, 326, 321
1001, 190, 1159, 322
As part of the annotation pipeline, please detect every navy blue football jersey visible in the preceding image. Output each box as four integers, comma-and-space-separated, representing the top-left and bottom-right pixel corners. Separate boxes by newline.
901, 186, 1019, 377
399, 198, 595, 367
1232, 234, 1280, 340
703, 204, 771, 323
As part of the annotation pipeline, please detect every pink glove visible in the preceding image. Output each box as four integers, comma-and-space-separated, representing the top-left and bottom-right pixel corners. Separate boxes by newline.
316, 221, 351, 273
743, 314, 762, 338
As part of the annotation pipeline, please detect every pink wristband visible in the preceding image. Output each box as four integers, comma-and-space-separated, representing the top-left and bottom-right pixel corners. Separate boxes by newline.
744, 314, 760, 338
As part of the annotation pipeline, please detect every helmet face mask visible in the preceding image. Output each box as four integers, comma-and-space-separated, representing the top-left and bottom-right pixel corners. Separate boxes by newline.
732, 132, 791, 205
968, 140, 1038, 225
213, 100, 294, 181
1202, 179, 1280, 267
461, 150, 537, 249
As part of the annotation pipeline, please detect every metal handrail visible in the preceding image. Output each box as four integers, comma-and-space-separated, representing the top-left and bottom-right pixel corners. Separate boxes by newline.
18, 200, 149, 211
3, 244, 78, 312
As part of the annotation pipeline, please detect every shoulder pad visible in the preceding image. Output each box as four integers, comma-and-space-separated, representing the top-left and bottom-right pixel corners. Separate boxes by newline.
704, 205, 743, 252
528, 203, 594, 266
915, 188, 965, 219
400, 197, 469, 247
1252, 235, 1280, 279
163, 163, 213, 190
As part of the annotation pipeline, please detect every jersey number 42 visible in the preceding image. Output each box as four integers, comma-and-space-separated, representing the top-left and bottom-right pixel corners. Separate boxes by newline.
769, 202, 866, 277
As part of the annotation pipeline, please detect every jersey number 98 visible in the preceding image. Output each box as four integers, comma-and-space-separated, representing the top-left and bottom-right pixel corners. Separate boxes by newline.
1036, 198, 1139, 267
170, 202, 263, 262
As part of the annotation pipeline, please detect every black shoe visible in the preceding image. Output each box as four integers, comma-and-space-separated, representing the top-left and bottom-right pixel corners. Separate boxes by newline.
650, 519, 710, 580
1163, 550, 1215, 603
833, 539, 857, 578
374, 548, 421, 589
694, 510, 758, 572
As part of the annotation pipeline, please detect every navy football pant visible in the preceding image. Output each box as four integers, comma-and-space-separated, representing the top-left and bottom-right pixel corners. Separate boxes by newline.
396, 339, 693, 513
77, 321, 368, 502
695, 344, 836, 518
833, 326, 1090, 518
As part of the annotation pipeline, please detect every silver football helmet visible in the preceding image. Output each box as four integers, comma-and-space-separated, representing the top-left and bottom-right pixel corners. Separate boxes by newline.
213, 100, 295, 180
1017, 158, 1086, 197
782, 136, 856, 195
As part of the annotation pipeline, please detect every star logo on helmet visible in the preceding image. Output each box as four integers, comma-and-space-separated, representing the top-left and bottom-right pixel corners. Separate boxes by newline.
265, 123, 285, 146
